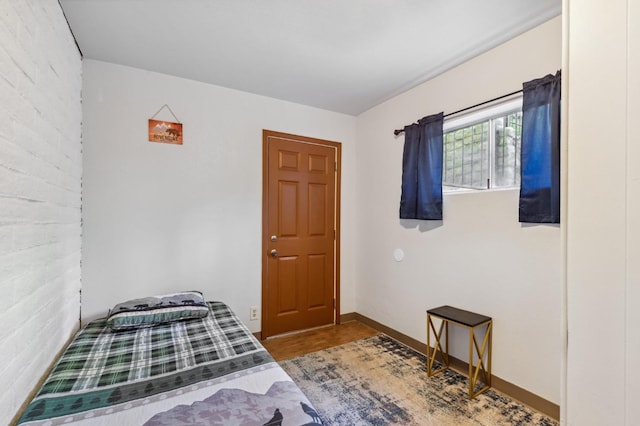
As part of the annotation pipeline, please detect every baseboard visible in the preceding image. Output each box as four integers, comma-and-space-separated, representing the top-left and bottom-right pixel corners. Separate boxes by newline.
343, 312, 559, 421
339, 312, 357, 323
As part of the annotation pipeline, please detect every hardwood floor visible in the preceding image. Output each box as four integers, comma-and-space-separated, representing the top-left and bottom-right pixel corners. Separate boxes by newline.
260, 317, 559, 421
260, 320, 378, 361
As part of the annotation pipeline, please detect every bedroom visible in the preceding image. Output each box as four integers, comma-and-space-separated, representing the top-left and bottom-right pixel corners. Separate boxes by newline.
2, 1, 639, 425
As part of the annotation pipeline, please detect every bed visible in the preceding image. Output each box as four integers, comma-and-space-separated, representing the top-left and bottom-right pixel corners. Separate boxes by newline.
17, 293, 323, 425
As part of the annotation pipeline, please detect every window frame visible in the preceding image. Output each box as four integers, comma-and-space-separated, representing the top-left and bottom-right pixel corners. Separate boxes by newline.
443, 96, 523, 192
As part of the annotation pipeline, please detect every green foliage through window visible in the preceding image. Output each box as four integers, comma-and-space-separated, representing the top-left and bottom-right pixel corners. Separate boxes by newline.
443, 112, 522, 190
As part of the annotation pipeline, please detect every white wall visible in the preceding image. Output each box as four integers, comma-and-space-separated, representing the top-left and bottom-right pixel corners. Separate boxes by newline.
355, 17, 562, 403
628, 2, 640, 422
81, 60, 357, 331
565, 1, 640, 424
0, 1, 82, 423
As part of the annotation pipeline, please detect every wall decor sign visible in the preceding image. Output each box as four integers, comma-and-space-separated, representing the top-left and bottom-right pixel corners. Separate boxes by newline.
148, 104, 183, 145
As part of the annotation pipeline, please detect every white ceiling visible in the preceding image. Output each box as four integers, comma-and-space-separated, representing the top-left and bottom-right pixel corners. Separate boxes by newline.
59, 0, 561, 115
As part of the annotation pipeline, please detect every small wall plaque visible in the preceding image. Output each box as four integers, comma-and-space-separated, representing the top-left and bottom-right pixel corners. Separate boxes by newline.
148, 104, 183, 145
148, 119, 183, 145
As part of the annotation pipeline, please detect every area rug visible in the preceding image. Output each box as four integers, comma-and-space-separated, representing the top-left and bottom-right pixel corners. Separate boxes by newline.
279, 334, 558, 426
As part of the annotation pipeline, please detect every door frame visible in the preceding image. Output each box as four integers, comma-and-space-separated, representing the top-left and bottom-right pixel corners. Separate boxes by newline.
261, 129, 342, 339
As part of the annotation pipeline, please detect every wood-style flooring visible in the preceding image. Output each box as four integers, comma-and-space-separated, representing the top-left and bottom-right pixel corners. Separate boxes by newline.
260, 319, 558, 421
261, 320, 378, 362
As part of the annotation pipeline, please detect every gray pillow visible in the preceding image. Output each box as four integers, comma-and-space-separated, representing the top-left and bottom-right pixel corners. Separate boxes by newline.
107, 291, 209, 331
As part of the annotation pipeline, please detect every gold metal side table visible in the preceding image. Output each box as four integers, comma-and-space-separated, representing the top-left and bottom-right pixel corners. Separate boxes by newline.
426, 305, 492, 399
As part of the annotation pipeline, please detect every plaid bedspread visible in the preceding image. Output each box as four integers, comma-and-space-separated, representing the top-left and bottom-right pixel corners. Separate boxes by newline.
18, 301, 272, 424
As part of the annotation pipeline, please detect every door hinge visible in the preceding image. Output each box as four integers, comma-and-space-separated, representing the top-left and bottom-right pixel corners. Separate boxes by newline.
333, 299, 336, 309
334, 161, 337, 172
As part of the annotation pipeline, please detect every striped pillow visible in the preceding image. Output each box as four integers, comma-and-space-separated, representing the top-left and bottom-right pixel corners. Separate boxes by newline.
107, 291, 209, 331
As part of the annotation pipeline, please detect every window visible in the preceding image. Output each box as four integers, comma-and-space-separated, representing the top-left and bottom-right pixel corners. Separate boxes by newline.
442, 98, 522, 191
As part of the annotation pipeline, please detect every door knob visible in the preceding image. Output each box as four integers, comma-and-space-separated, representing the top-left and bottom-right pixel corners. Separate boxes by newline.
270, 249, 279, 257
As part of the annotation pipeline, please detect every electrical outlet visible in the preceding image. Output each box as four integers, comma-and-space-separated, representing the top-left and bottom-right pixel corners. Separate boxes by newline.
250, 306, 259, 321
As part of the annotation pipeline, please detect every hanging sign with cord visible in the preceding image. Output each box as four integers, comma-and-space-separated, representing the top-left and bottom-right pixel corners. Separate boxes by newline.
148, 104, 183, 145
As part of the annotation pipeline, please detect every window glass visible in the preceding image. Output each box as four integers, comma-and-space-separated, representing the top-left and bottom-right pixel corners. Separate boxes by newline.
493, 113, 522, 188
442, 99, 522, 191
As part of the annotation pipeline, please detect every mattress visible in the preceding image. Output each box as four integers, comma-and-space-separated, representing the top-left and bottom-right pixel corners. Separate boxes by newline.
18, 301, 323, 425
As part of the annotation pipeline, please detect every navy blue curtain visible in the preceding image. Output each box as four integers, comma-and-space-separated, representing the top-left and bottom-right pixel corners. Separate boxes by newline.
519, 71, 561, 223
400, 112, 444, 220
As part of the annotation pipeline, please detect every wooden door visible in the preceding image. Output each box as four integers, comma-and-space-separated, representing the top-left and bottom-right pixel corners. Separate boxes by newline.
262, 130, 341, 338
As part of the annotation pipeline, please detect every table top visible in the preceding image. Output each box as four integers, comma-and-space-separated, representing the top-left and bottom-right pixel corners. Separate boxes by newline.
427, 305, 492, 327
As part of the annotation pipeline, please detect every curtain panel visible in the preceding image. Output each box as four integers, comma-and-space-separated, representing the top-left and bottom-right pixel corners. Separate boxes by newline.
519, 70, 562, 223
399, 112, 444, 220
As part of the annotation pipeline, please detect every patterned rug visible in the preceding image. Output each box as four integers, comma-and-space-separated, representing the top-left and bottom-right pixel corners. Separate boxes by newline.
279, 335, 558, 426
